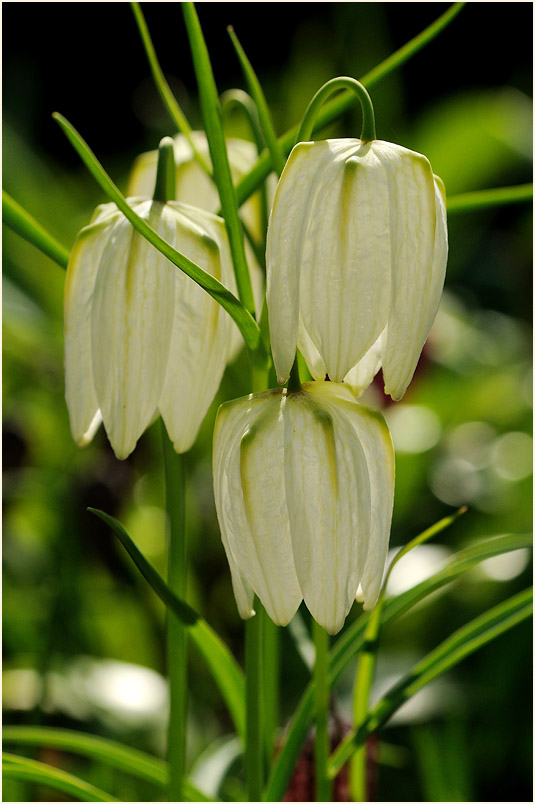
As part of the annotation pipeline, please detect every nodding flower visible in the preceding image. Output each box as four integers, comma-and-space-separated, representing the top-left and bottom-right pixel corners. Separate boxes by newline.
212, 381, 394, 635
266, 138, 448, 401
64, 198, 241, 459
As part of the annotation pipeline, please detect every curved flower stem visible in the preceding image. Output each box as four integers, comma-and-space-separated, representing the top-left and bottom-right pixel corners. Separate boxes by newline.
161, 424, 188, 802
220, 89, 270, 266
234, 3, 465, 206
220, 89, 264, 152
313, 621, 331, 802
227, 25, 286, 177
297, 76, 376, 144
130, 2, 212, 176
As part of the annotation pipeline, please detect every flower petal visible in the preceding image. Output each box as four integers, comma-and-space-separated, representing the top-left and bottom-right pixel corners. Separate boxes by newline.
378, 144, 448, 400
304, 382, 394, 610
213, 391, 302, 626
90, 200, 177, 459
267, 141, 337, 384
64, 210, 120, 446
297, 141, 391, 382
284, 385, 371, 634
158, 207, 237, 453
343, 328, 386, 397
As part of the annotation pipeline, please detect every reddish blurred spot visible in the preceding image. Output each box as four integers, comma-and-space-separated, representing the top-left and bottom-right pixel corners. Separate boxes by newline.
282, 709, 379, 802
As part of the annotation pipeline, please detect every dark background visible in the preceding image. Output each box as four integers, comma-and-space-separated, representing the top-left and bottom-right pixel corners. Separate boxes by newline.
3, 3, 533, 158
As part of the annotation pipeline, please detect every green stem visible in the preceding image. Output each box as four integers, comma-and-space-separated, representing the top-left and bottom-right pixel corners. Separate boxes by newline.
262, 616, 279, 763
233, 3, 465, 207
245, 602, 265, 800
287, 357, 302, 394
2, 190, 70, 269
220, 89, 264, 152
227, 26, 286, 177
182, 2, 256, 318
297, 76, 376, 144
350, 605, 382, 801
153, 138, 176, 203
313, 621, 331, 802
130, 2, 212, 176
220, 89, 270, 265
329, 588, 532, 778
161, 424, 188, 802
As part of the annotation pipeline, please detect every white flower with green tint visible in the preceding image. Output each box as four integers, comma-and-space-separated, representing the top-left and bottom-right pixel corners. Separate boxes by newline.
213, 380, 394, 635
127, 131, 270, 242
64, 199, 238, 459
266, 138, 448, 400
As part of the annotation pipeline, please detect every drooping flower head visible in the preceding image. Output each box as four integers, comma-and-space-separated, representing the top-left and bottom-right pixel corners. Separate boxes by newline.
64, 198, 240, 459
266, 137, 448, 401
213, 381, 394, 634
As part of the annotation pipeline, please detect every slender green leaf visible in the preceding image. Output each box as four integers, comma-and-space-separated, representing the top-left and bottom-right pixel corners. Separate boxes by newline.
227, 26, 285, 176
234, 3, 466, 208
2, 728, 213, 802
350, 506, 466, 799
329, 588, 532, 776
182, 2, 256, 316
88, 508, 246, 742
385, 506, 468, 584
130, 2, 212, 175
265, 531, 531, 800
3, 727, 166, 786
2, 752, 118, 802
2, 190, 70, 269
52, 112, 262, 355
447, 183, 533, 214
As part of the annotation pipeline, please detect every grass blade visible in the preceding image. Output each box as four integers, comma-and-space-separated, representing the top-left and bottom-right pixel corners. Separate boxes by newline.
2, 190, 70, 269
52, 112, 262, 354
2, 752, 119, 802
265, 531, 531, 800
447, 183, 533, 214
2, 727, 214, 802
182, 2, 255, 316
227, 26, 285, 177
130, 2, 212, 175
3, 727, 166, 786
328, 588, 532, 777
88, 508, 246, 743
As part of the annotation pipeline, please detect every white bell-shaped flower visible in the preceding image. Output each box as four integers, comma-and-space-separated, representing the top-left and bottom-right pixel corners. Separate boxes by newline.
213, 380, 394, 635
266, 138, 448, 400
128, 131, 272, 243
64, 199, 239, 459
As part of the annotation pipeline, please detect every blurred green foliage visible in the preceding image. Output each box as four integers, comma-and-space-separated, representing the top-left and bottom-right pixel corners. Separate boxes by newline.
3, 3, 532, 802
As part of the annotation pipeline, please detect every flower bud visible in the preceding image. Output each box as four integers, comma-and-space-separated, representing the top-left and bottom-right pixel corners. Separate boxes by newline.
266, 139, 448, 400
64, 199, 239, 459
213, 381, 394, 634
